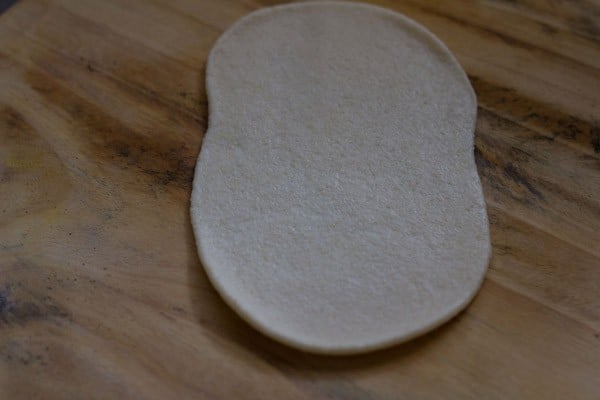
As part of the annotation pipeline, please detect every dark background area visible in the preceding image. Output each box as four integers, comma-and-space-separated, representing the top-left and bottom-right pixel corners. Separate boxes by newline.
0, 0, 18, 15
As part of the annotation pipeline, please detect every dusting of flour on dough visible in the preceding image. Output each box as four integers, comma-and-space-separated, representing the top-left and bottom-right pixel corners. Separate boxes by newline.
191, 2, 490, 354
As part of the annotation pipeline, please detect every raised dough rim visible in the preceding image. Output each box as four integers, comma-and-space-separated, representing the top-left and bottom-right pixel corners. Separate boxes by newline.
191, 0, 490, 355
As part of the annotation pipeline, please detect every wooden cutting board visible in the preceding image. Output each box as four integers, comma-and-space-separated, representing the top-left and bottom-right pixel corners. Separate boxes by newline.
1, 0, 599, 398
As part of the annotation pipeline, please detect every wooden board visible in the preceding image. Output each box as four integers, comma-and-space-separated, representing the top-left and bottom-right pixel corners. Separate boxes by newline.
1, 0, 599, 398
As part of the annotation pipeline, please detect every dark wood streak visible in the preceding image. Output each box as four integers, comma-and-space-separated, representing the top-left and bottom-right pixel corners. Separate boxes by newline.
6, 4, 209, 117
0, 0, 18, 15
401, 0, 600, 69
476, 107, 599, 211
15, 25, 207, 123
0, 283, 71, 327
470, 76, 600, 157
489, 0, 600, 42
24, 68, 198, 191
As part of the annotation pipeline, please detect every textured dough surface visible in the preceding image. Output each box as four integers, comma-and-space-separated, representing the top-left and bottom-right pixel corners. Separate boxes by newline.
191, 1, 490, 354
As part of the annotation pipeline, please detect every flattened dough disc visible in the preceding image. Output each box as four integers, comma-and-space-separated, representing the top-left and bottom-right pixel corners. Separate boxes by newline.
191, 1, 491, 354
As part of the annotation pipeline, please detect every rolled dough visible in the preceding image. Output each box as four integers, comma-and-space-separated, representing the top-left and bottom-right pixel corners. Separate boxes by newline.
191, 1, 490, 354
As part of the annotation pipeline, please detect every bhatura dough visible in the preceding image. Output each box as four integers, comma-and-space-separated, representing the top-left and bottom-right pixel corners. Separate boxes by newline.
191, 1, 491, 354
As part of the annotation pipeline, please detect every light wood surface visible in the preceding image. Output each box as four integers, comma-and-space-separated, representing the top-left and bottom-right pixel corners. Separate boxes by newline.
1, 0, 599, 398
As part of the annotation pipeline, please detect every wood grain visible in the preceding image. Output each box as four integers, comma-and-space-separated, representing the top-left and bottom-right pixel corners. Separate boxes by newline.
1, 0, 599, 399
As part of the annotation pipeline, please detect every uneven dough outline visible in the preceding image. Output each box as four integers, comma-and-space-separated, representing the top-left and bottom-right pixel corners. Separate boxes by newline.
191, 1, 491, 354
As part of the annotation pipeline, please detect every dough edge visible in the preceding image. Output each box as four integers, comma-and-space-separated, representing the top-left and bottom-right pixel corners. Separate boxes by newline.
190, 1, 491, 355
